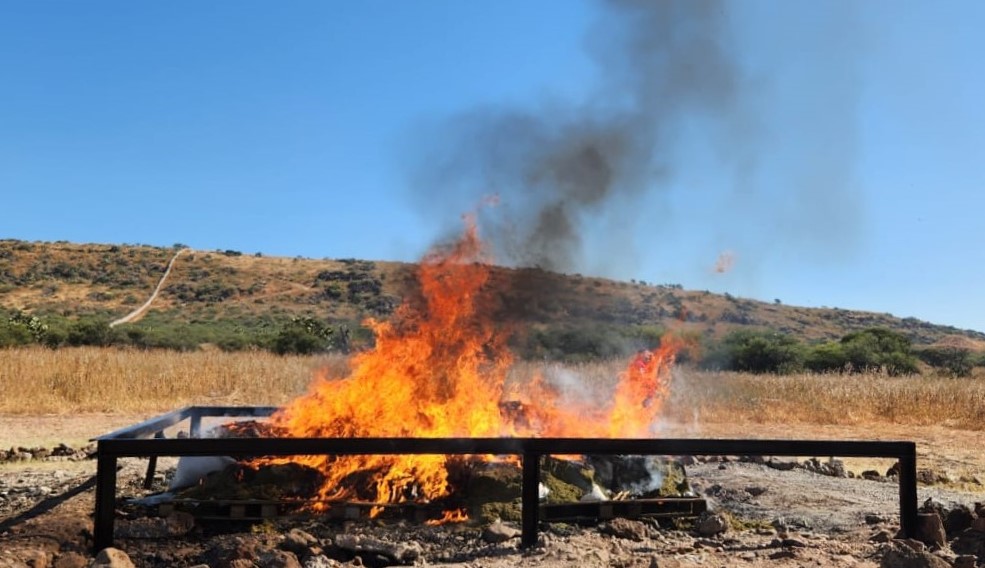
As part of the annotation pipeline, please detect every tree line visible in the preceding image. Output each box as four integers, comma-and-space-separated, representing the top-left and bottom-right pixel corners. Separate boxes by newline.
1, 310, 981, 376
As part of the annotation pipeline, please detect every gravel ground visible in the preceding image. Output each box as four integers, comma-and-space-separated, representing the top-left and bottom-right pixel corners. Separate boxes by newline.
1, 452, 983, 567
2, 418, 983, 567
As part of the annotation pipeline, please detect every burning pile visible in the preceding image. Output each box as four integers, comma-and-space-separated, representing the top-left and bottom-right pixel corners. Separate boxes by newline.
233, 219, 682, 515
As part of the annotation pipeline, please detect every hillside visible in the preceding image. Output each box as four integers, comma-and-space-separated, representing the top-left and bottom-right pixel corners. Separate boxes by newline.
1, 239, 982, 353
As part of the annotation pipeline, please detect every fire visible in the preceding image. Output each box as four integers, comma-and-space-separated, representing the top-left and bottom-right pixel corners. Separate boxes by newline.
265, 216, 679, 513
425, 508, 469, 526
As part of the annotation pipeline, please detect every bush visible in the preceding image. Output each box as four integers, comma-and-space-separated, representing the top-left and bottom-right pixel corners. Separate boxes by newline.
522, 325, 628, 362
273, 317, 336, 356
917, 347, 974, 377
804, 341, 848, 373
805, 328, 919, 376
0, 319, 33, 347
66, 318, 115, 346
702, 330, 804, 374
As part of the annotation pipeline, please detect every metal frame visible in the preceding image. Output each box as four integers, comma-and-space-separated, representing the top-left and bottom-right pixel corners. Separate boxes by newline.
93, 406, 919, 552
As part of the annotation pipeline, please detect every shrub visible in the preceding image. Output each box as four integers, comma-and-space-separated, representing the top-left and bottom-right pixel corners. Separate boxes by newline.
805, 328, 919, 376
702, 330, 805, 374
0, 319, 33, 347
839, 328, 919, 376
917, 347, 974, 377
272, 317, 336, 356
66, 318, 114, 346
804, 341, 848, 373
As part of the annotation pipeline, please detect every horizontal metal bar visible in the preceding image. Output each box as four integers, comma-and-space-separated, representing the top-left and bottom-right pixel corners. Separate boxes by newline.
94, 406, 279, 441
93, 407, 196, 440
96, 436, 915, 459
187, 406, 279, 419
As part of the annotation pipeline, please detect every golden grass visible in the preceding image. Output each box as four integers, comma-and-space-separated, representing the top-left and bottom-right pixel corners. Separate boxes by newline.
508, 360, 985, 431
0, 346, 348, 414
666, 370, 985, 430
1, 348, 983, 431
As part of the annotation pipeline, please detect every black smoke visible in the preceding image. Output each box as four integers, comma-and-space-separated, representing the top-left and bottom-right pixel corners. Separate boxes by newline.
410, 0, 743, 273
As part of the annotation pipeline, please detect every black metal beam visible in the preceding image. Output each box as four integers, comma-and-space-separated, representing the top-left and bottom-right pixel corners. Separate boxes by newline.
521, 452, 541, 548
91, 406, 920, 553
96, 436, 915, 459
93, 452, 118, 552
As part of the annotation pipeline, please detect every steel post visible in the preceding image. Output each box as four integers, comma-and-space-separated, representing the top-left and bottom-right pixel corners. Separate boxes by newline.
521, 451, 541, 548
93, 448, 117, 552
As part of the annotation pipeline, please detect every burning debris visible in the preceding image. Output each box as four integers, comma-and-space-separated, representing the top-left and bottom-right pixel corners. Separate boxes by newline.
142, 220, 694, 528
221, 219, 685, 518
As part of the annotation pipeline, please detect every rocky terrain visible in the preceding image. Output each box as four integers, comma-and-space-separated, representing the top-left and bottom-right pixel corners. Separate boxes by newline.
1, 447, 983, 568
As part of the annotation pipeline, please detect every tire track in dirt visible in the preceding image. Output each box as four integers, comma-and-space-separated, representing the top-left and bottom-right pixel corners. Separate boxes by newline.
109, 248, 187, 327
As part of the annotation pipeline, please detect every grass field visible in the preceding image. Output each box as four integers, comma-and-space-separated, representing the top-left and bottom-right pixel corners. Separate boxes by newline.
1, 347, 983, 431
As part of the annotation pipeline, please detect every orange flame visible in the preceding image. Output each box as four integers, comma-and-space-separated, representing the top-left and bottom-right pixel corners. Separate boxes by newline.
267, 217, 679, 509
425, 508, 469, 526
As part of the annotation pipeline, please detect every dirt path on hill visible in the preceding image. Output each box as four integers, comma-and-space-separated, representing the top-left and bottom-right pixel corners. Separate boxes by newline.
109, 248, 187, 327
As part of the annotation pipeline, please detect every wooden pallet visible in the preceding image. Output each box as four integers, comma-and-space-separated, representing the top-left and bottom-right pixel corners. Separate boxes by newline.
156, 498, 446, 522
152, 496, 706, 523
540, 497, 707, 522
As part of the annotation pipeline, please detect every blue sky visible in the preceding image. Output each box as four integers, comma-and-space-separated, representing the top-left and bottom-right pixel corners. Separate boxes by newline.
1, 1, 983, 333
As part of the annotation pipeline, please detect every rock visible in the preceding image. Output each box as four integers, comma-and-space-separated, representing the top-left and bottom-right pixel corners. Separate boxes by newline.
302, 556, 342, 568
782, 538, 807, 548
866, 513, 889, 525
17, 549, 48, 568
829, 459, 848, 478
767, 460, 798, 471
91, 548, 136, 568
53, 552, 88, 568
694, 511, 728, 537
973, 517, 985, 532
745, 485, 767, 497
951, 526, 985, 561
481, 520, 521, 544
917, 513, 946, 548
599, 518, 647, 541
944, 505, 975, 537
258, 550, 301, 568
862, 470, 883, 480
202, 537, 261, 566
916, 470, 937, 485
333, 533, 422, 563
228, 560, 255, 568
879, 541, 950, 568
952, 555, 976, 568
871, 530, 893, 543
899, 539, 926, 553
281, 528, 319, 556
165, 511, 196, 536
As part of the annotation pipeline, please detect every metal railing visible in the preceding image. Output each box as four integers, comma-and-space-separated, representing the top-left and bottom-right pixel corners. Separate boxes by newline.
93, 406, 919, 552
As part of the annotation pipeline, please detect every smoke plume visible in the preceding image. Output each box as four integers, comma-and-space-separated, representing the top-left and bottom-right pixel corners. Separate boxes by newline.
411, 0, 742, 272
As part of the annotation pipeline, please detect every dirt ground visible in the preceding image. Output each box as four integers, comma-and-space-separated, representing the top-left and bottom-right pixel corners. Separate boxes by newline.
1, 414, 983, 567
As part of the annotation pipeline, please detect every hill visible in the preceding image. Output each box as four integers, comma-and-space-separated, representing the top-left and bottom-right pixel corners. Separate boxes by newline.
0, 239, 982, 356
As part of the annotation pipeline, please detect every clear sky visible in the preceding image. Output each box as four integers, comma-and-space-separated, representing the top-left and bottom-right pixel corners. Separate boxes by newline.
2, 1, 983, 333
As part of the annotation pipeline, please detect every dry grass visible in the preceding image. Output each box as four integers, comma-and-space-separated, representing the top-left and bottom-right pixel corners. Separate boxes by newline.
0, 346, 348, 414
666, 369, 985, 431
509, 360, 985, 431
1, 348, 983, 431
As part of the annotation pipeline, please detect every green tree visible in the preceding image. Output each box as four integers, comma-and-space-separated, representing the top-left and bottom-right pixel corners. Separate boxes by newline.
842, 328, 918, 375
916, 347, 973, 377
702, 330, 804, 374
273, 317, 335, 355
804, 341, 848, 373
66, 318, 114, 346
0, 319, 33, 347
